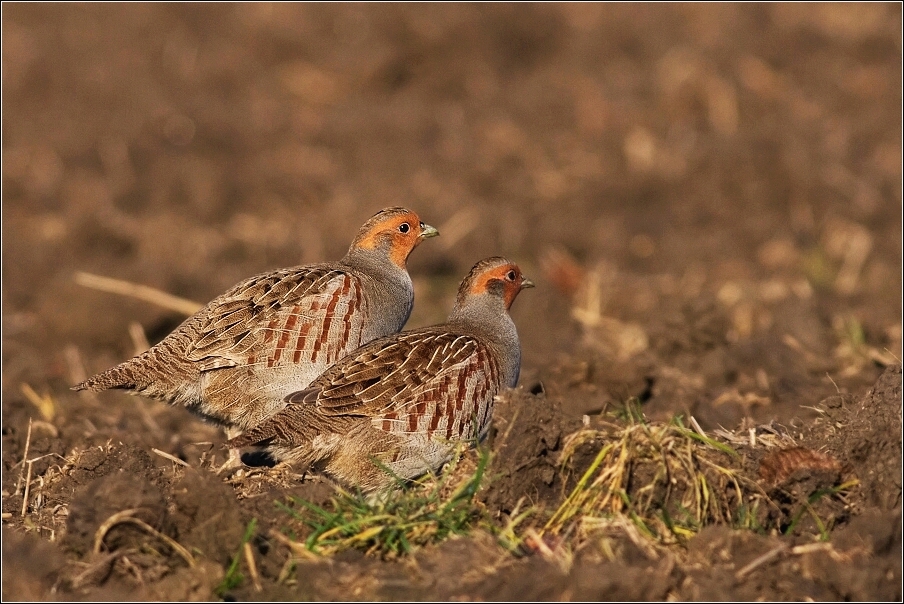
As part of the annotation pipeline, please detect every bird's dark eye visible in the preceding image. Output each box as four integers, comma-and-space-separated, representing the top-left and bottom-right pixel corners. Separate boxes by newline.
506, 270, 517, 281
398, 223, 410, 233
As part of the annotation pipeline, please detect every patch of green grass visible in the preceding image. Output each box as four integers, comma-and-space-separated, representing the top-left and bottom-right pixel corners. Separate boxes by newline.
614, 396, 647, 424
276, 448, 491, 558
784, 479, 859, 540
493, 497, 537, 554
216, 518, 257, 597
733, 500, 765, 533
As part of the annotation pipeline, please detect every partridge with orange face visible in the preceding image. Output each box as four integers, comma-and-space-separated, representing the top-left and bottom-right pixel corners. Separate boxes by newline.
229, 256, 534, 491
74, 208, 439, 434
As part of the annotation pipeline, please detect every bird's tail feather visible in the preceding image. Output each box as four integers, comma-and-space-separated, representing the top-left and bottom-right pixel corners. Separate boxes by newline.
73, 358, 149, 392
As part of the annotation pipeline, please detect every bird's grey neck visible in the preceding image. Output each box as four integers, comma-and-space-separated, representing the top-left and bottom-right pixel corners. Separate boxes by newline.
341, 249, 414, 336
342, 247, 408, 282
448, 298, 521, 385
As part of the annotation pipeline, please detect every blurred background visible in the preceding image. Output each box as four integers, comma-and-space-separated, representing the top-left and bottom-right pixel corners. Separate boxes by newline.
3, 4, 901, 436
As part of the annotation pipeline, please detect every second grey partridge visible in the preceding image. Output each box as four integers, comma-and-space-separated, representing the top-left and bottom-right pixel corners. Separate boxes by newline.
74, 207, 439, 434
228, 256, 534, 491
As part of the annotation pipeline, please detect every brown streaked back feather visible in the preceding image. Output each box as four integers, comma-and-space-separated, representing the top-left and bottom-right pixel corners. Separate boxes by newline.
186, 265, 367, 371
310, 329, 485, 418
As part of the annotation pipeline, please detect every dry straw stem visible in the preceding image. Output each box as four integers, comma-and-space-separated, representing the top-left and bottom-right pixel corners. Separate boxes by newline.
544, 416, 768, 545
151, 448, 190, 467
93, 508, 196, 567
15, 418, 33, 496
20, 383, 56, 421
20, 459, 34, 517
129, 321, 151, 354
74, 271, 203, 315
435, 208, 479, 250
735, 544, 786, 579
64, 345, 90, 385
243, 542, 263, 592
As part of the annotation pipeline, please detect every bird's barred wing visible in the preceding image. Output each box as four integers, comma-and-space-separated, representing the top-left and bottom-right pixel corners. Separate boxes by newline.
373, 345, 497, 439
186, 266, 367, 372
308, 330, 493, 437
230, 331, 501, 449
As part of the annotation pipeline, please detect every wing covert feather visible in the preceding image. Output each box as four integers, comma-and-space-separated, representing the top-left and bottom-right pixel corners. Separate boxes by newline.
310, 330, 483, 419
185, 266, 365, 371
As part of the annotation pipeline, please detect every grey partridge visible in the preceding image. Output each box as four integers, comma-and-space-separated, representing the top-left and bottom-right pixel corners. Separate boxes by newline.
74, 207, 439, 435
228, 256, 534, 491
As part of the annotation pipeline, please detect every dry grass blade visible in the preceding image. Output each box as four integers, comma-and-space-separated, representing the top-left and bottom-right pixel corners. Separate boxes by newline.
688, 416, 707, 438
791, 542, 835, 556
735, 544, 786, 579
268, 528, 319, 560
74, 271, 203, 315
93, 508, 196, 567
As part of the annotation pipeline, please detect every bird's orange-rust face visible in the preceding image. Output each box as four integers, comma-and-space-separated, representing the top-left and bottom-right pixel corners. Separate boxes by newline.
469, 261, 534, 309
352, 208, 439, 268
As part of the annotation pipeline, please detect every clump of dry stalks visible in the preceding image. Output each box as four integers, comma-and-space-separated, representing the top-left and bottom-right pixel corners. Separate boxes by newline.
537, 406, 775, 551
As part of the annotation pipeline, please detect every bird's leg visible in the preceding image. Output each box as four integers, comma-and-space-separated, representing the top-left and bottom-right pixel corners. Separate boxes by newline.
215, 426, 245, 475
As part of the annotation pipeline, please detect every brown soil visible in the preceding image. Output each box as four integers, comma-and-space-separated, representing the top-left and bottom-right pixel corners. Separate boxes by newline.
2, 4, 901, 601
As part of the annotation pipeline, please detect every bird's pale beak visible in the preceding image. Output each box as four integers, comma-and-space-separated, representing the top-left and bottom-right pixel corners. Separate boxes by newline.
520, 275, 535, 289
419, 224, 440, 240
